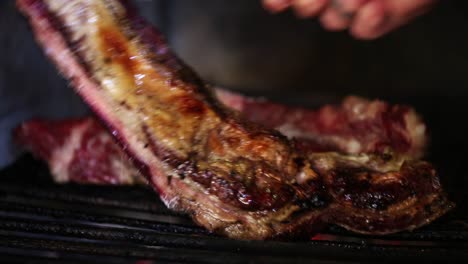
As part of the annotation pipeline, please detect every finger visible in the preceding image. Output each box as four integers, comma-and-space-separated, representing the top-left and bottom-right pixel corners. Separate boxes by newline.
320, 5, 352, 31
262, 0, 292, 13
292, 0, 329, 18
350, 0, 437, 40
334, 0, 369, 14
350, 0, 387, 39
383, 0, 437, 20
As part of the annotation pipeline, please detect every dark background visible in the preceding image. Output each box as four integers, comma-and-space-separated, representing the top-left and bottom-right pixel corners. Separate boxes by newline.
1, 0, 468, 200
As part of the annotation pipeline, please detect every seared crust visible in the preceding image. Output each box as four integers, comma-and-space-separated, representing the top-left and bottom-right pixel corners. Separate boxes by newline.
17, 0, 453, 240
309, 153, 453, 234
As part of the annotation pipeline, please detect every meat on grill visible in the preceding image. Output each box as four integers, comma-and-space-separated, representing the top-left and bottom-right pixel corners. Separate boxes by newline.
216, 90, 427, 158
15, 89, 427, 185
16, 0, 453, 239
15, 117, 145, 185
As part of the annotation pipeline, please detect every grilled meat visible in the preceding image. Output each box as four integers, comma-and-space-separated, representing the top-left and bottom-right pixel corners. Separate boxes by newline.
216, 90, 427, 158
308, 152, 450, 234
15, 90, 427, 185
15, 115, 452, 236
15, 117, 144, 185
16, 0, 453, 239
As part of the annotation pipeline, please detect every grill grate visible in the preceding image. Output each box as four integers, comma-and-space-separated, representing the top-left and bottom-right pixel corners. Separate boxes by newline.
0, 154, 467, 263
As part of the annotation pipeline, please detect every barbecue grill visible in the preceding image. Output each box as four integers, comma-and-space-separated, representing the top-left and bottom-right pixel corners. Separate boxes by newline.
1, 94, 467, 263
0, 155, 467, 263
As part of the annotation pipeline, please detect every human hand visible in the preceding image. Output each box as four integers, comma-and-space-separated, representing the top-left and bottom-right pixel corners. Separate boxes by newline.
262, 0, 437, 39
